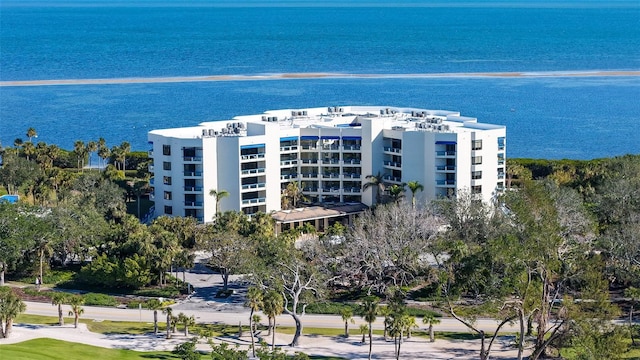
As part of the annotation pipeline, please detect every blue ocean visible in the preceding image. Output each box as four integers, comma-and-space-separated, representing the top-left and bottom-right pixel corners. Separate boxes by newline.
1, 0, 639, 159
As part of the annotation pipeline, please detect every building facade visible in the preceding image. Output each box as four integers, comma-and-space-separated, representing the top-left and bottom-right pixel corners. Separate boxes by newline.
147, 106, 506, 222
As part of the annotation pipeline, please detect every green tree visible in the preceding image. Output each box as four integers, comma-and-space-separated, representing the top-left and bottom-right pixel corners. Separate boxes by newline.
172, 339, 200, 360
209, 188, 229, 216
406, 180, 424, 208
422, 313, 440, 342
281, 181, 307, 210
386, 183, 406, 203
163, 307, 173, 339
199, 225, 252, 292
340, 307, 355, 338
86, 141, 97, 168
362, 172, 386, 205
97, 138, 110, 169
67, 295, 84, 329
360, 296, 379, 360
146, 299, 163, 335
26, 127, 37, 143
0, 287, 26, 338
246, 286, 264, 358
359, 324, 368, 344
177, 312, 195, 337
73, 140, 87, 171
51, 292, 68, 326
262, 289, 284, 352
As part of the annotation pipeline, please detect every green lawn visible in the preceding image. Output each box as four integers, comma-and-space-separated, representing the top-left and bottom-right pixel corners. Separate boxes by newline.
0, 338, 185, 360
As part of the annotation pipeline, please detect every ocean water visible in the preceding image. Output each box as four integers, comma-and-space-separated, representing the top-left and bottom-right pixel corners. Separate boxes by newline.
1, 1, 639, 159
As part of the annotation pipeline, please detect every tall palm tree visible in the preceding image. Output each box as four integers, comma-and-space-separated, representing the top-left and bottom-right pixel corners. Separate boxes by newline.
340, 307, 355, 338
0, 289, 26, 338
26, 127, 37, 143
177, 312, 195, 337
146, 299, 163, 335
73, 140, 86, 171
363, 172, 386, 205
406, 180, 424, 208
209, 189, 229, 216
360, 296, 379, 360
51, 292, 68, 326
246, 286, 263, 358
262, 289, 284, 352
281, 181, 307, 209
359, 324, 369, 344
119, 141, 131, 171
97, 138, 110, 169
422, 313, 441, 342
67, 295, 84, 329
22, 141, 35, 161
387, 183, 406, 203
163, 307, 173, 339
86, 141, 97, 168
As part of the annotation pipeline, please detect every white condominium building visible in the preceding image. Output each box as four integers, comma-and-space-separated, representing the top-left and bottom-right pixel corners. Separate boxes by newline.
148, 106, 506, 222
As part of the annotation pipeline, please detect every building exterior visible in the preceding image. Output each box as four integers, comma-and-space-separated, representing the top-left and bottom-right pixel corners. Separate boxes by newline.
147, 106, 506, 223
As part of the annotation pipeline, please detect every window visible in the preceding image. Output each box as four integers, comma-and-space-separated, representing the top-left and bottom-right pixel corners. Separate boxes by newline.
162, 145, 171, 156
472, 139, 483, 150
497, 182, 504, 190
164, 191, 172, 200
497, 153, 505, 165
163, 161, 171, 171
163, 176, 172, 185
472, 156, 483, 165
164, 205, 173, 215
472, 171, 482, 180
498, 137, 506, 150
471, 185, 482, 194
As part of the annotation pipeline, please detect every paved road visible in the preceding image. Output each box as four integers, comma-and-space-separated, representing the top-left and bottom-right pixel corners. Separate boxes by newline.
23, 253, 520, 334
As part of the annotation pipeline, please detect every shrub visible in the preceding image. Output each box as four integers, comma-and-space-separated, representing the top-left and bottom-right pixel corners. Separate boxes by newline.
83, 292, 117, 307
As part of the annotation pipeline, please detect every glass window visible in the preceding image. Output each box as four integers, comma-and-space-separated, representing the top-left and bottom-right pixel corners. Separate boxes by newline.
472, 156, 483, 165
163, 176, 172, 185
472, 140, 483, 150
164, 191, 172, 200
162, 145, 171, 156
164, 205, 173, 215
472, 171, 482, 180
163, 161, 171, 170
471, 185, 482, 194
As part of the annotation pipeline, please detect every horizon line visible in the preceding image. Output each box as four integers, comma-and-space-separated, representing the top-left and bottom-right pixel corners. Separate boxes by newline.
1, 70, 639, 87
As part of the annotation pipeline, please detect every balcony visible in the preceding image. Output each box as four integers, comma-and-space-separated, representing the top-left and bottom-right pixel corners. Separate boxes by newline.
342, 145, 361, 151
148, 150, 153, 156
303, 187, 319, 192
242, 198, 266, 205
498, 173, 505, 179
148, 164, 154, 172
436, 179, 456, 186
183, 156, 202, 162
343, 159, 361, 165
343, 187, 362, 194
241, 168, 265, 176
383, 160, 402, 168
383, 175, 402, 183
242, 183, 266, 190
184, 201, 203, 207
184, 186, 203, 192
321, 188, 341, 193
150, 177, 155, 185
383, 147, 402, 154
343, 173, 361, 179
436, 151, 456, 157
436, 165, 456, 172
280, 174, 297, 181
280, 160, 298, 166
280, 145, 299, 152
322, 173, 340, 179
301, 145, 318, 150
241, 153, 265, 161
322, 159, 340, 165
183, 171, 203, 177
300, 173, 318, 178
300, 159, 319, 164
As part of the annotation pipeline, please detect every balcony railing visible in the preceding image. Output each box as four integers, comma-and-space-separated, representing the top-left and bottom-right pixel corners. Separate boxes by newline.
241, 168, 265, 175
303, 187, 319, 192
301, 145, 318, 150
342, 145, 361, 151
183, 156, 202, 162
343, 173, 361, 179
184, 201, 203, 207
280, 174, 297, 180
300, 159, 319, 164
436, 165, 456, 171
436, 180, 456, 186
300, 173, 318, 178
322, 173, 340, 179
280, 160, 298, 166
383, 175, 402, 182
322, 159, 340, 164
183, 186, 203, 192
322, 145, 341, 151
241, 153, 265, 161
280, 145, 299, 152
343, 159, 361, 165
148, 164, 154, 172
321, 188, 340, 193
436, 151, 456, 157
383, 147, 402, 154
183, 171, 203, 177
148, 150, 153, 156
242, 197, 266, 205
242, 183, 266, 190
498, 173, 505, 179
383, 160, 402, 168
343, 187, 362, 193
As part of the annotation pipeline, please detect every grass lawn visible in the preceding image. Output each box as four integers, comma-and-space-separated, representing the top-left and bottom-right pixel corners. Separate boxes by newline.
0, 338, 185, 360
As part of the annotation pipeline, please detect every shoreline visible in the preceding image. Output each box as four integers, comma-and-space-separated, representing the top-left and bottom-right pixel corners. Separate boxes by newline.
1, 70, 638, 87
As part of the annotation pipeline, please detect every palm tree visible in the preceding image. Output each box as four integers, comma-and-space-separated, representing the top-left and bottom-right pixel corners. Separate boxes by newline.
178, 312, 195, 337
97, 138, 110, 168
406, 180, 424, 208
13, 138, 23, 148
262, 289, 284, 352
23, 141, 35, 161
67, 295, 84, 329
73, 140, 86, 171
359, 324, 369, 344
0, 289, 26, 338
209, 189, 229, 216
281, 181, 307, 209
118, 141, 131, 171
51, 292, 68, 326
146, 299, 163, 335
246, 286, 263, 358
133, 180, 149, 218
163, 307, 173, 339
422, 313, 441, 343
363, 172, 386, 205
86, 141, 97, 168
387, 183, 406, 203
26, 127, 37, 143
360, 296, 379, 360
340, 307, 355, 338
